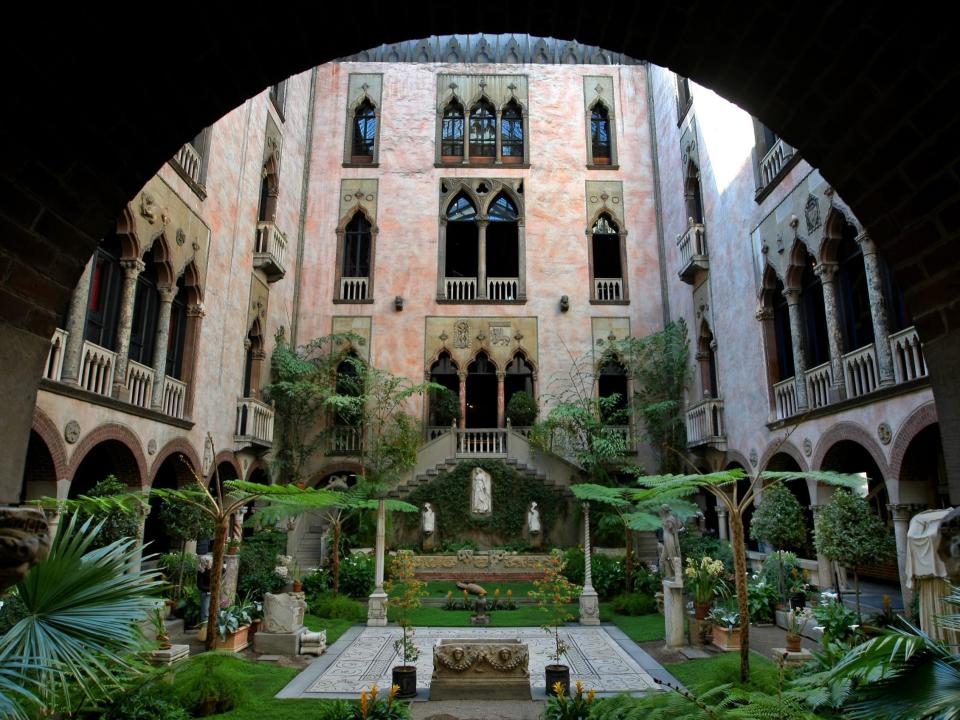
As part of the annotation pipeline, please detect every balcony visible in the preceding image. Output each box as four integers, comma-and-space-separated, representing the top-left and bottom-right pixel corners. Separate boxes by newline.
686, 398, 726, 450
174, 142, 203, 186
235, 397, 274, 449
163, 377, 187, 420
773, 377, 799, 421
339, 276, 369, 301
327, 425, 363, 454
755, 137, 797, 201
890, 326, 927, 383
44, 328, 68, 381
486, 277, 519, 301
456, 429, 508, 457
126, 359, 155, 409
80, 340, 117, 397
804, 361, 833, 410
253, 221, 287, 282
593, 277, 624, 302
677, 222, 708, 283
442, 277, 477, 301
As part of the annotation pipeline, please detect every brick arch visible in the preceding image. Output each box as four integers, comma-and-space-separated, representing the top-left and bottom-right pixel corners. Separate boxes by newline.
148, 437, 202, 487
308, 461, 363, 488
811, 421, 891, 480
888, 401, 939, 481
31, 408, 69, 481
245, 458, 271, 483
208, 450, 242, 483
67, 422, 149, 489
723, 449, 752, 472
759, 440, 808, 474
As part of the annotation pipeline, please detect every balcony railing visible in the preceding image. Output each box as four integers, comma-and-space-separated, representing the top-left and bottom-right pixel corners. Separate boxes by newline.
805, 361, 833, 410
686, 398, 726, 448
487, 277, 518, 301
253, 221, 287, 281
328, 425, 363, 454
773, 377, 798, 421
890, 326, 927, 383
339, 276, 369, 301
174, 142, 203, 186
235, 397, 274, 448
427, 426, 453, 441
456, 429, 507, 456
593, 278, 623, 301
677, 222, 708, 283
843, 343, 879, 399
759, 137, 795, 189
443, 277, 477, 301
80, 340, 116, 397
163, 377, 187, 419
126, 359, 154, 409
44, 328, 68, 381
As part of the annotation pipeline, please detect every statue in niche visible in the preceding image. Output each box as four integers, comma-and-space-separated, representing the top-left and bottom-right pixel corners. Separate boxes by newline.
421, 502, 436, 551
527, 501, 542, 549
471, 467, 492, 515
658, 504, 683, 582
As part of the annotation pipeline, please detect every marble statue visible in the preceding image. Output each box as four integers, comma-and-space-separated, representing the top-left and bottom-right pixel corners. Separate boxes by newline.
422, 503, 436, 535
527, 502, 541, 534
658, 504, 683, 581
471, 467, 492, 514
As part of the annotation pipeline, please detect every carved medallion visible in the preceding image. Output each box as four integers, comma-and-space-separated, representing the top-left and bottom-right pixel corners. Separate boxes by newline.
491, 325, 511, 346
805, 194, 821, 234
803, 438, 812, 457
140, 192, 158, 223
454, 320, 470, 348
749, 449, 759, 467
63, 420, 80, 444
176, 228, 186, 246
878, 422, 892, 445
147, 439, 157, 455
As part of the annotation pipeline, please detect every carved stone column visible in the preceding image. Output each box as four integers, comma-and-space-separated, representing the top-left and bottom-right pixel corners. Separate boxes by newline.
579, 502, 600, 625
783, 287, 809, 410
857, 233, 895, 386
716, 506, 729, 542
755, 306, 780, 420
477, 218, 488, 299
367, 498, 388, 626
810, 504, 835, 592
458, 371, 467, 430
150, 285, 178, 411
60, 256, 95, 386
111, 258, 145, 399
496, 370, 506, 428
888, 503, 924, 611
814, 262, 846, 401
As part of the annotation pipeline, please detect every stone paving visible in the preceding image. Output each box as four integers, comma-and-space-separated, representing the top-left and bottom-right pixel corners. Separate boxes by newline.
278, 624, 678, 700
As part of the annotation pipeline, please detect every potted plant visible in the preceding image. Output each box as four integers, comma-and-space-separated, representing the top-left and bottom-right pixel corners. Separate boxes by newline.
787, 566, 810, 609
784, 606, 813, 653
529, 551, 580, 696
506, 390, 538, 427
684, 555, 727, 619
290, 559, 303, 593
385, 550, 426, 699
226, 537, 241, 556
545, 679, 597, 720
708, 607, 742, 651
216, 600, 254, 651
150, 607, 172, 649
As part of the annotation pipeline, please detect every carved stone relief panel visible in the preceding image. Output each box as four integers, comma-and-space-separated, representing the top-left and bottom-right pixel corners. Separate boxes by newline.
680, 117, 699, 171
247, 273, 270, 333
339, 179, 379, 227
585, 181, 626, 229
332, 316, 372, 361
128, 175, 211, 291
591, 317, 631, 349
583, 76, 615, 114
425, 316, 538, 370
263, 113, 283, 170
692, 281, 713, 331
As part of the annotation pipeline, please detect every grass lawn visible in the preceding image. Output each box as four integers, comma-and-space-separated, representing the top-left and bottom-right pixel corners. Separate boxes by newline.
303, 614, 356, 645
666, 650, 780, 693
423, 579, 538, 598
393, 603, 578, 626
599, 606, 666, 643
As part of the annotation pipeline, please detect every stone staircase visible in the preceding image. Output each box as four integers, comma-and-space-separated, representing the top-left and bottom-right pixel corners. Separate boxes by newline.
387, 455, 574, 500
287, 511, 328, 571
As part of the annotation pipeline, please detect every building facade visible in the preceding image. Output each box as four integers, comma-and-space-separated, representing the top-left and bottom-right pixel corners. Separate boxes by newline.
20, 35, 943, 603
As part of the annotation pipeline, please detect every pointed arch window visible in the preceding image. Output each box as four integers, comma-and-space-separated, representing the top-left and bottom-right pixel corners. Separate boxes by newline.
590, 104, 612, 164
83, 236, 124, 351
501, 100, 524, 163
428, 352, 460, 428
589, 213, 628, 303
351, 99, 377, 161
469, 98, 496, 159
441, 99, 465, 159
598, 358, 629, 425
336, 212, 375, 302
128, 249, 161, 366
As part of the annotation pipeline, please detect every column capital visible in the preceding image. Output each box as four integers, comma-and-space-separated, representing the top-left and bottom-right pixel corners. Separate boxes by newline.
157, 285, 178, 303
782, 287, 802, 304
187, 303, 205, 318
715, 507, 728, 517
855, 232, 876, 255
457, 371, 467, 381
887, 503, 928, 520
476, 217, 489, 229
120, 258, 146, 278
495, 370, 506, 380
813, 262, 838, 281
755, 306, 774, 321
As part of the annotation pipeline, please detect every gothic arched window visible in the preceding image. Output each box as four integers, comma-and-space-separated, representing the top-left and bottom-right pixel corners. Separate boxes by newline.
351, 99, 377, 161
441, 100, 465, 159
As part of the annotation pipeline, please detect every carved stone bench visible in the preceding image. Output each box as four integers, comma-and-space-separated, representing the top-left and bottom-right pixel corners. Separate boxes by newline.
429, 638, 531, 700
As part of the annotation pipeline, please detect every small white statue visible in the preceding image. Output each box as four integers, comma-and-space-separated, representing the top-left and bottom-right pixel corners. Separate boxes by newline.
471, 467, 492, 514
422, 502, 436, 535
527, 502, 541, 534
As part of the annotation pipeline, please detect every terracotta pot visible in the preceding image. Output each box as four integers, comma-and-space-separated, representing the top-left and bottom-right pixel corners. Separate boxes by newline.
694, 601, 711, 620
545, 664, 570, 696
392, 665, 417, 698
786, 632, 802, 653
218, 624, 251, 652
711, 625, 742, 651
292, 580, 303, 593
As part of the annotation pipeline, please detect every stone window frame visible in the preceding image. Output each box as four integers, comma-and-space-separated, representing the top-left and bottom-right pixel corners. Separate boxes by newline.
269, 80, 287, 122
436, 178, 527, 304
168, 126, 211, 200
435, 76, 530, 169
584, 77, 620, 170
675, 74, 693, 126
587, 209, 630, 305
752, 117, 800, 203
333, 205, 378, 305
342, 75, 383, 168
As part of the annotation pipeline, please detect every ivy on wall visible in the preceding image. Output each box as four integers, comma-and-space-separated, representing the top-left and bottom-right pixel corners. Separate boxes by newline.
404, 460, 566, 543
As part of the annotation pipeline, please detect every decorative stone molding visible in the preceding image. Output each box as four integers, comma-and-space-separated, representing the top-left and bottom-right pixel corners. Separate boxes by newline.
331, 316, 372, 362
246, 273, 270, 335
585, 181, 626, 230
64, 420, 80, 444
592, 317, 631, 350
411, 551, 550, 572
758, 440, 808, 473
877, 422, 893, 445
338, 179, 379, 226
148, 438, 202, 487
66, 422, 149, 488
888, 401, 939, 481
0, 506, 50, 592
425, 316, 537, 374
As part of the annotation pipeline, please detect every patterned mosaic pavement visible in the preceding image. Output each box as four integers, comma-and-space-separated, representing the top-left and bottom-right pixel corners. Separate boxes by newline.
278, 625, 672, 699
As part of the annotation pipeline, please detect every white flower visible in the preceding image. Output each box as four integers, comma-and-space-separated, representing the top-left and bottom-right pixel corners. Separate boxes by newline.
813, 626, 825, 632
849, 624, 860, 630
275, 565, 289, 577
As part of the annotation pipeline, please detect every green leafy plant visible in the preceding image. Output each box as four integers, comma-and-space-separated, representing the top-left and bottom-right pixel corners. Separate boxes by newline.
814, 489, 896, 621
353, 683, 411, 719
169, 652, 248, 716
339, 552, 377, 598
707, 606, 741, 628
78, 474, 144, 549
750, 484, 808, 600
812, 591, 862, 645
685, 555, 728, 604
610, 592, 658, 616
530, 551, 580, 664
386, 550, 427, 666
216, 601, 255, 640
237, 530, 287, 601
0, 515, 162, 714
506, 390, 538, 425
746, 576, 780, 624
545, 679, 597, 719
309, 592, 364, 621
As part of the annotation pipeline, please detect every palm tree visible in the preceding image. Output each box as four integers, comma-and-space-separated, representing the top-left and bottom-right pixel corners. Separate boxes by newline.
0, 514, 162, 715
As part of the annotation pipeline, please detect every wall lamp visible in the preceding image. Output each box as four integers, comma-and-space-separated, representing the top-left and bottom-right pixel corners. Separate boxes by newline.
395, 295, 404, 311
559, 295, 570, 312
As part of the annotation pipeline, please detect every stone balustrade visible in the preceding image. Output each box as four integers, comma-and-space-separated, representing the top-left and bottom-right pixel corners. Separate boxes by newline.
126, 359, 155, 409
773, 377, 798, 420
759, 137, 794, 188
254, 220, 287, 281
444, 277, 477, 301
593, 277, 623, 301
843, 343, 879, 399
328, 425, 363, 454
339, 276, 368, 301
80, 340, 116, 397
457, 429, 507, 456
235, 397, 274, 447
44, 328, 68, 381
890, 326, 927, 383
175, 142, 203, 185
676, 222, 708, 282
486, 277, 518, 301
686, 397, 725, 448
163, 376, 187, 419
804, 361, 833, 410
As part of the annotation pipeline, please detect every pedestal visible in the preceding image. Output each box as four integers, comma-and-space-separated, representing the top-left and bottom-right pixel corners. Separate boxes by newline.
663, 579, 685, 649
771, 647, 814, 667
149, 644, 189, 666
579, 589, 600, 625
367, 590, 388, 626
254, 627, 308, 655
422, 533, 435, 552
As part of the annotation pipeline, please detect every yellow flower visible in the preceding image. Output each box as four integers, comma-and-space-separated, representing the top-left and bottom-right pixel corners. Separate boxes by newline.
575, 679, 584, 694
507, 589, 513, 597
588, 689, 596, 703
553, 681, 565, 697
495, 588, 501, 597
360, 690, 369, 717
447, 590, 453, 599
370, 684, 378, 701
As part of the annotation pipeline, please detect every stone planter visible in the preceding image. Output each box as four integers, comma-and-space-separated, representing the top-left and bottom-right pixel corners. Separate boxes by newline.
392, 665, 417, 699
217, 624, 251, 652
545, 664, 569, 696
711, 625, 742, 651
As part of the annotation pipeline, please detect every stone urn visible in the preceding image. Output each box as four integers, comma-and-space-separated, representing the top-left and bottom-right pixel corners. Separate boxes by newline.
545, 664, 569, 696
392, 665, 417, 699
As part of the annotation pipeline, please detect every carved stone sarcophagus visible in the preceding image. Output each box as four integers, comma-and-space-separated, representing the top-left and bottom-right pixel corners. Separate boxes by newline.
429, 638, 530, 700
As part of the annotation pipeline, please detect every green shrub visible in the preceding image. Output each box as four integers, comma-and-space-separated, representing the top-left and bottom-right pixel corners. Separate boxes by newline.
79, 475, 143, 549
171, 653, 247, 717
309, 592, 363, 621
176, 585, 201, 628
237, 530, 286, 601
632, 565, 662, 597
159, 552, 198, 594
562, 547, 585, 586
103, 681, 188, 720
437, 539, 480, 553
746, 578, 779, 623
759, 550, 800, 592
0, 591, 27, 635
303, 567, 332, 597
339, 553, 376, 598
610, 592, 657, 616
592, 555, 626, 599
680, 532, 734, 573
506, 390, 538, 426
